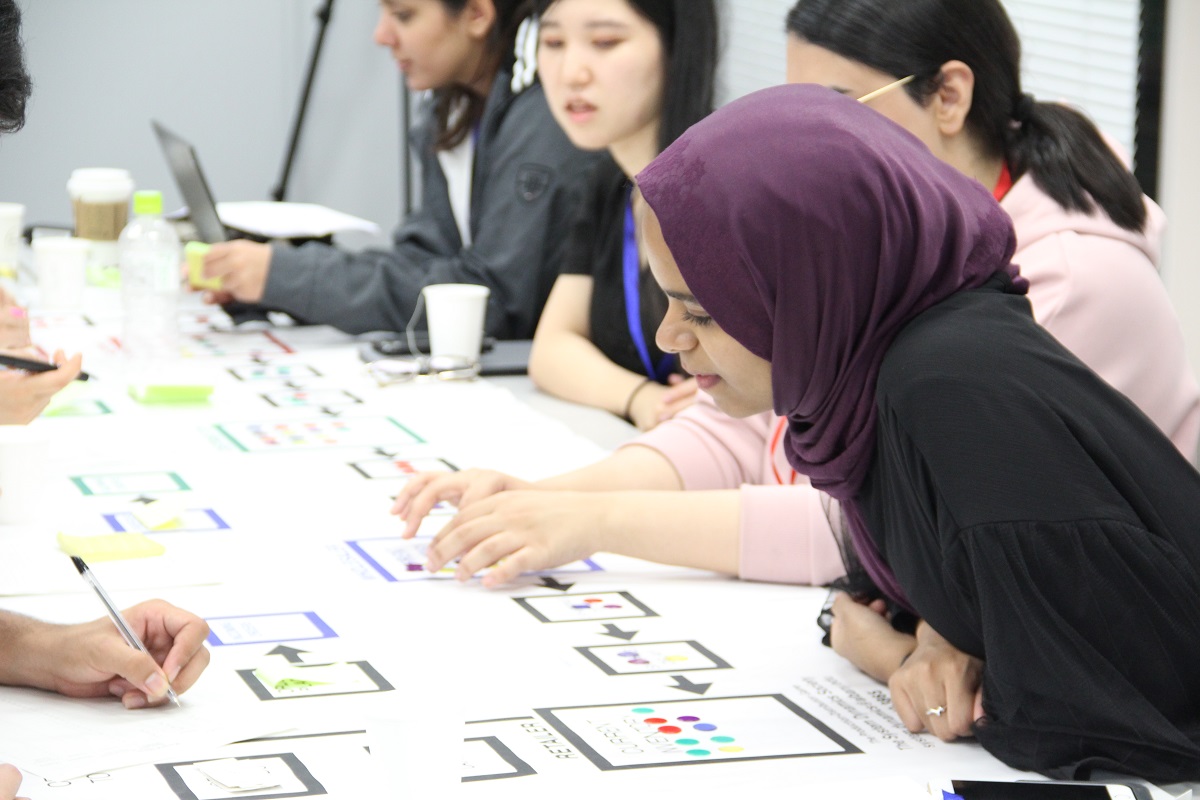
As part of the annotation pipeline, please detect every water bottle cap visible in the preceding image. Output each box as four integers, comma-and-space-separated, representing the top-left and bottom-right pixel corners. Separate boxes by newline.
132, 190, 163, 216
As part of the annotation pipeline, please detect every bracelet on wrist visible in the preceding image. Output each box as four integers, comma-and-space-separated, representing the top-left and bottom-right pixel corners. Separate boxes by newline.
622, 378, 654, 422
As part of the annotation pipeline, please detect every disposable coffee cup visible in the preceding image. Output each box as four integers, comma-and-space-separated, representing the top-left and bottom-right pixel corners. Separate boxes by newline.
422, 283, 490, 363
33, 236, 89, 312
0, 425, 50, 525
66, 168, 134, 287
0, 202, 24, 290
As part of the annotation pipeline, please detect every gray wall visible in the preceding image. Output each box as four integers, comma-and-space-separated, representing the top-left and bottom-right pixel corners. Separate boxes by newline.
3, 0, 400, 247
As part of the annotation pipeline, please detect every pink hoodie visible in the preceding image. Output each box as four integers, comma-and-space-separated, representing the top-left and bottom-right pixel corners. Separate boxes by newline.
632, 173, 1200, 585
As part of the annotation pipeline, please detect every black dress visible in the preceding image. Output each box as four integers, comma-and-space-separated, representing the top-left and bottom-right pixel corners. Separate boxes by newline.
561, 156, 678, 381
857, 274, 1200, 781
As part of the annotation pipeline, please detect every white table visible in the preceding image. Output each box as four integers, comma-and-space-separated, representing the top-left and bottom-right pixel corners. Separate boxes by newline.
0, 300, 1128, 799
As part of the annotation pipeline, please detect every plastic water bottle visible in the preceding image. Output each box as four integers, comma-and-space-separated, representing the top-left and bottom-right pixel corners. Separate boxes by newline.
119, 190, 180, 365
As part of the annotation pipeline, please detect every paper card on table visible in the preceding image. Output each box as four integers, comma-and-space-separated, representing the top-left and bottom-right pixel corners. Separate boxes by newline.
193, 758, 281, 792
253, 662, 374, 693
57, 531, 165, 562
131, 497, 189, 529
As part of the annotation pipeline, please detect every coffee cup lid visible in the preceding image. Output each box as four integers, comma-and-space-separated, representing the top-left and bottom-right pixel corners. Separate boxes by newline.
67, 168, 135, 202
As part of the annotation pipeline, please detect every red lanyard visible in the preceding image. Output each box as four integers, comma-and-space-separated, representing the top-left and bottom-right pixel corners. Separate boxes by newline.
993, 161, 1013, 201
769, 418, 798, 485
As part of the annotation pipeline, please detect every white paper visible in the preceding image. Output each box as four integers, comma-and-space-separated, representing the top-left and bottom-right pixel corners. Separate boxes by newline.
0, 689, 292, 781
216, 201, 381, 239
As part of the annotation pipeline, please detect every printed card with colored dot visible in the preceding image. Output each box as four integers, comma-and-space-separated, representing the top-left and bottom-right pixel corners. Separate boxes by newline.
179, 331, 293, 359
206, 612, 337, 647
515, 591, 657, 623
575, 641, 731, 675
261, 389, 362, 409
338, 538, 604, 582
71, 472, 190, 496
229, 364, 322, 382
103, 507, 230, 533
536, 695, 860, 770
349, 457, 457, 481
213, 417, 423, 452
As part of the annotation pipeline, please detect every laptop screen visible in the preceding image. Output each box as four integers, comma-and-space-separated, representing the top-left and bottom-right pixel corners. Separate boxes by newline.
151, 120, 228, 244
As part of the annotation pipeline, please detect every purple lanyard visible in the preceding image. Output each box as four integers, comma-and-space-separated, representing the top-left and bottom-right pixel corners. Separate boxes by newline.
623, 188, 675, 382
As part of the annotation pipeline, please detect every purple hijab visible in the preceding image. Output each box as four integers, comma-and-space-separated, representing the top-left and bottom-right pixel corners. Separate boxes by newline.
638, 84, 1021, 607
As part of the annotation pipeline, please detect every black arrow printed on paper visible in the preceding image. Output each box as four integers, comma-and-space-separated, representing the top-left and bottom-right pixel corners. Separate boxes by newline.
601, 624, 637, 641
131, 495, 156, 505
320, 407, 341, 417
267, 645, 309, 663
374, 447, 397, 458
669, 675, 711, 695
539, 576, 575, 592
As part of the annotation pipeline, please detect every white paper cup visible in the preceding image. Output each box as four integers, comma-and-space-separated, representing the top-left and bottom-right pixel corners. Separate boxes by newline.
0, 203, 24, 287
33, 236, 90, 312
422, 283, 490, 363
0, 425, 49, 525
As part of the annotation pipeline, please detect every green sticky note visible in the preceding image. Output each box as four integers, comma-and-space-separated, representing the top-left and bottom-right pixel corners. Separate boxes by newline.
186, 241, 222, 291
129, 384, 214, 404
57, 531, 166, 562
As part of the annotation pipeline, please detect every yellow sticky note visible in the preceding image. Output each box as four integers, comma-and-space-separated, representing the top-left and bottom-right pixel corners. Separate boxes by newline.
186, 241, 222, 291
57, 531, 166, 562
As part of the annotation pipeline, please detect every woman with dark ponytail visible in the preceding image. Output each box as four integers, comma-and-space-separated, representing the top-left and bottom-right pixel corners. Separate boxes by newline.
783, 0, 1198, 460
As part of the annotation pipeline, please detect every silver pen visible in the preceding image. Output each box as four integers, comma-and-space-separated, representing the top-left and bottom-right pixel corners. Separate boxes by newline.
70, 556, 181, 706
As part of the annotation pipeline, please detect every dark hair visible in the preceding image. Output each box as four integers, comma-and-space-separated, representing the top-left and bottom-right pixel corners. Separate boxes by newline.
786, 0, 1147, 232
0, 0, 32, 134
534, 0, 719, 154
434, 0, 532, 150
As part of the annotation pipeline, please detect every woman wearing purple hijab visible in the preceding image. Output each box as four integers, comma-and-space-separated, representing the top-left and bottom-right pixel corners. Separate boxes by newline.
638, 83, 1200, 782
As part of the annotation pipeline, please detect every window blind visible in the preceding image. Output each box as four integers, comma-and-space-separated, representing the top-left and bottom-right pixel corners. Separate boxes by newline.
717, 0, 1141, 158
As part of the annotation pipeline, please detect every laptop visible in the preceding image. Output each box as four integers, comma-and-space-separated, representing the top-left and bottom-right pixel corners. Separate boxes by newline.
151, 120, 231, 244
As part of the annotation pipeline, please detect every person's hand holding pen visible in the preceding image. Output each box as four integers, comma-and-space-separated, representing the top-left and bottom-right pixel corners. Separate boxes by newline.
0, 600, 211, 709
0, 348, 82, 424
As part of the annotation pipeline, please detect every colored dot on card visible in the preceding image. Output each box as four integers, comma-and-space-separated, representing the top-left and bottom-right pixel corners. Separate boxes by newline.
686, 749, 711, 758
676, 738, 699, 746
658, 726, 682, 734
618, 651, 637, 657
677, 716, 699, 722
585, 598, 602, 603
632, 707, 654, 714
644, 718, 667, 725
694, 723, 717, 731
719, 746, 744, 753
604, 604, 622, 609
572, 604, 590, 610
630, 659, 649, 665
711, 736, 735, 743
666, 655, 688, 662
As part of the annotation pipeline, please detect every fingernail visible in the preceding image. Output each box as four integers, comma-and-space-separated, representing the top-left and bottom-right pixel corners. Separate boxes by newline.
144, 672, 167, 699
168, 664, 181, 683
123, 693, 148, 709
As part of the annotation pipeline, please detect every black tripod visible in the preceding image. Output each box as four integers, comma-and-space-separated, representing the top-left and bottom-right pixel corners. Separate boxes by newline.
272, 0, 336, 202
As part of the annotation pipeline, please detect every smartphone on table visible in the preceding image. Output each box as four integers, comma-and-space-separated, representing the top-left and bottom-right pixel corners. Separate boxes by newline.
942, 779, 1152, 800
